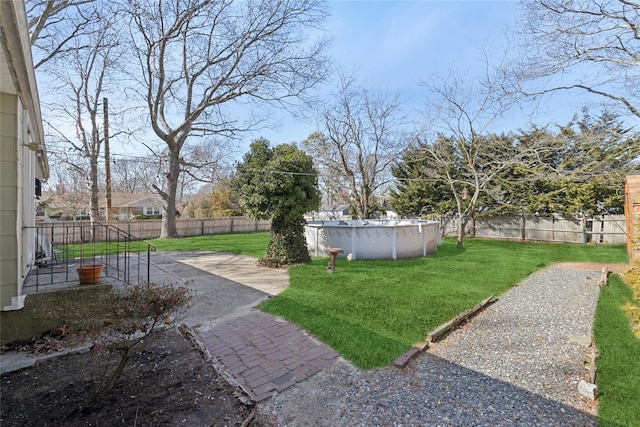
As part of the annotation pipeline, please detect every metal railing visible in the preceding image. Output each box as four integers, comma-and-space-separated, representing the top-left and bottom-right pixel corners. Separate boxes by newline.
24, 222, 156, 292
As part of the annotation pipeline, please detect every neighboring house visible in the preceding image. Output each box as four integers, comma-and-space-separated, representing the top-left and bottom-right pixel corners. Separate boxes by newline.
0, 0, 50, 310
625, 175, 640, 262
40, 191, 164, 220
110, 193, 164, 220
38, 189, 91, 220
305, 204, 399, 221
382, 200, 399, 219
305, 204, 352, 220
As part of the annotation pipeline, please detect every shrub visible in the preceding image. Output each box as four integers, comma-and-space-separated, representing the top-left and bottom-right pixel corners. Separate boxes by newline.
258, 220, 310, 268
83, 282, 192, 411
130, 214, 162, 220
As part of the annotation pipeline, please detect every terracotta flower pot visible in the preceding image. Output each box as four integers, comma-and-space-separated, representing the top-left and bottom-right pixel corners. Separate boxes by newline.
76, 264, 104, 285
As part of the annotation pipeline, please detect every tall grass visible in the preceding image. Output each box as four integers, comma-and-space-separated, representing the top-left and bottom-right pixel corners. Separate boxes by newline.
260, 238, 627, 369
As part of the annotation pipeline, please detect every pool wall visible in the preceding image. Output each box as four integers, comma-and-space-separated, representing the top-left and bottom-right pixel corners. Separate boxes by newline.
305, 220, 440, 260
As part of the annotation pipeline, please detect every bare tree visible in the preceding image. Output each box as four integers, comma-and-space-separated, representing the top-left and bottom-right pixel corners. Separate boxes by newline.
301, 132, 342, 207
114, 140, 234, 212
312, 75, 407, 219
107, 154, 165, 195
125, 0, 330, 238
513, 0, 640, 119
420, 65, 546, 248
26, 0, 99, 69
41, 149, 92, 219
178, 138, 236, 202
46, 5, 123, 223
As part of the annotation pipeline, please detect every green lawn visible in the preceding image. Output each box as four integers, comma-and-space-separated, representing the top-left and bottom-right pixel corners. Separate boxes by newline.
57, 239, 154, 259
148, 233, 269, 258
59, 232, 270, 259
593, 274, 640, 427
148, 233, 636, 424
260, 238, 628, 369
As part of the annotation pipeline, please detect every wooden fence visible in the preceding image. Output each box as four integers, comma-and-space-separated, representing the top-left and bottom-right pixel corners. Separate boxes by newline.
41, 217, 272, 241
440, 214, 627, 244
41, 214, 627, 245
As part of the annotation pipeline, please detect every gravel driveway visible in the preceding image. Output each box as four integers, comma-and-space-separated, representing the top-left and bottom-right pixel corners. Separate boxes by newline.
257, 266, 602, 426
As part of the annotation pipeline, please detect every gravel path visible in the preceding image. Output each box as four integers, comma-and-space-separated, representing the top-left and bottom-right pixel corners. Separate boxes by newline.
257, 267, 601, 426
429, 267, 599, 416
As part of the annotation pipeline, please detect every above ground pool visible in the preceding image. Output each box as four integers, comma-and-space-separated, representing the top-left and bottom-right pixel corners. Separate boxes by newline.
305, 219, 441, 260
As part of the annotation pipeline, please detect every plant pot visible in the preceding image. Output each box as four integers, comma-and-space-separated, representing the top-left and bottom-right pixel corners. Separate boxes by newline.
76, 264, 104, 285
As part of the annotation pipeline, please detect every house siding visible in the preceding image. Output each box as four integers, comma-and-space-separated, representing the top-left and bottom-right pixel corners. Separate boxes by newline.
0, 0, 48, 311
0, 93, 20, 308
19, 101, 38, 297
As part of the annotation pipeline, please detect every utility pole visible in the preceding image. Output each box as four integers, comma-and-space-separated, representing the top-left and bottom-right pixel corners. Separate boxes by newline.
104, 97, 112, 220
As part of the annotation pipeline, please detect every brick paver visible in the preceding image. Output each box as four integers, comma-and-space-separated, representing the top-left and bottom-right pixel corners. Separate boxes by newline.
199, 311, 339, 401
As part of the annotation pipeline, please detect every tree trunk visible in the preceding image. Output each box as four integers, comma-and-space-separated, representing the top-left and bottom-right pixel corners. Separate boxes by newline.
457, 213, 466, 248
160, 149, 180, 238
359, 191, 369, 219
361, 201, 368, 219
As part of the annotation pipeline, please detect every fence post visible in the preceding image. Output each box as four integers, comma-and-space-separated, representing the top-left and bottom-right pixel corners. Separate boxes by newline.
582, 218, 588, 244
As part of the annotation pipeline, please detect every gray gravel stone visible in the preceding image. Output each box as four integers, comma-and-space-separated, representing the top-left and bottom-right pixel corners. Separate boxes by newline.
578, 380, 598, 401
257, 267, 601, 426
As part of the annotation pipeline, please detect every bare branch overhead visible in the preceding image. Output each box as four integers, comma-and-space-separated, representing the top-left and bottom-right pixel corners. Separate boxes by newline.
511, 0, 640, 118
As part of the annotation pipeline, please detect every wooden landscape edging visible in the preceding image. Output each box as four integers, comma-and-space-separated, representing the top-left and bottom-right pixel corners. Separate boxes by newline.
427, 295, 496, 342
393, 295, 495, 369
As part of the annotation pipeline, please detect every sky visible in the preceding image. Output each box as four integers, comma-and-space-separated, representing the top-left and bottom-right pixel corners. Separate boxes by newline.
250, 0, 524, 147
41, 0, 630, 165
246, 0, 620, 152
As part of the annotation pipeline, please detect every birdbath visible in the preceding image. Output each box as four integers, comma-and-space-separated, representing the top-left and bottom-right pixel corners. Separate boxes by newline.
325, 247, 344, 273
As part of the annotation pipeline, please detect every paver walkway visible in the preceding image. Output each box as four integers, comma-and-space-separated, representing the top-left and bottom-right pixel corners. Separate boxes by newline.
148, 251, 339, 401
199, 311, 339, 401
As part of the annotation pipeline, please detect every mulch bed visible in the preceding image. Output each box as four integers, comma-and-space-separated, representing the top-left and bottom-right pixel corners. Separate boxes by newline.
1, 328, 256, 426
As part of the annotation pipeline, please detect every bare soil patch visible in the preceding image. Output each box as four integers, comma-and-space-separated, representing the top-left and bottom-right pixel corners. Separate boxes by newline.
1, 328, 255, 426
